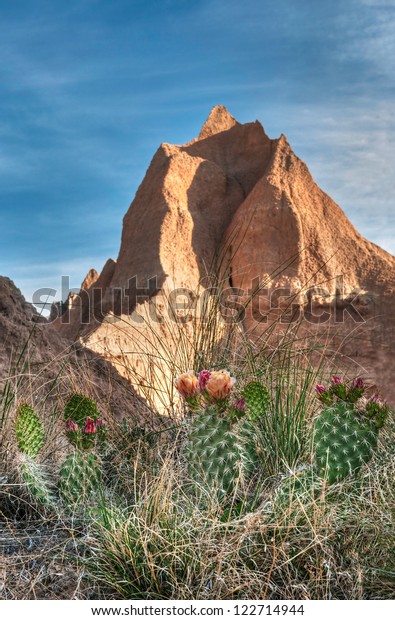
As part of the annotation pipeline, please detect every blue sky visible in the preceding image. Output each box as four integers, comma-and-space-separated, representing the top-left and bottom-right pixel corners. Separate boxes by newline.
1, 0, 394, 308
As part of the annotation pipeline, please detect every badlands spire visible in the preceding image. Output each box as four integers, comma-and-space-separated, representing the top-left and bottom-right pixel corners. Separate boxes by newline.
52, 107, 395, 406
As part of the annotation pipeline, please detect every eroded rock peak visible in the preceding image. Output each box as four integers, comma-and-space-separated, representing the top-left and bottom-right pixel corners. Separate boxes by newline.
198, 105, 239, 139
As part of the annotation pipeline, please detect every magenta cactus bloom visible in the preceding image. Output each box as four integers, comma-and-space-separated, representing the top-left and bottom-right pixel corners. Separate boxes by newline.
331, 375, 343, 385
315, 384, 327, 395
369, 395, 381, 404
234, 397, 246, 412
66, 418, 79, 432
95, 418, 106, 428
198, 369, 211, 391
84, 417, 96, 434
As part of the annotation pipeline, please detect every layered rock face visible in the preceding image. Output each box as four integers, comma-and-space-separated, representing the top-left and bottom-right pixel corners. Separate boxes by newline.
52, 106, 395, 405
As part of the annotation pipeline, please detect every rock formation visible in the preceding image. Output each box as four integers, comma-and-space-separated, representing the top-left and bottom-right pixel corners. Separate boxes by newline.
51, 106, 395, 406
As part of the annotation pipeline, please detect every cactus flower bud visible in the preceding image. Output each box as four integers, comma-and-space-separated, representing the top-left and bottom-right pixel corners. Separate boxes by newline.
66, 418, 79, 432
84, 417, 96, 434
205, 370, 235, 401
229, 396, 246, 421
329, 375, 348, 400
352, 377, 365, 389
234, 397, 246, 412
198, 369, 211, 391
315, 384, 326, 395
175, 371, 199, 399
95, 418, 106, 428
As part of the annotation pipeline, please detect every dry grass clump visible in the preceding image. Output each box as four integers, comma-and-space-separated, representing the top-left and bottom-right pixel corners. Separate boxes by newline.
82, 417, 394, 600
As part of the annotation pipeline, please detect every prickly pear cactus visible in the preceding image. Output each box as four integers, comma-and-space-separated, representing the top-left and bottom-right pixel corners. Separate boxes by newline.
19, 457, 53, 505
176, 370, 262, 499
64, 393, 99, 427
59, 451, 101, 504
15, 404, 45, 458
314, 377, 389, 484
242, 381, 271, 422
186, 406, 242, 500
314, 401, 379, 483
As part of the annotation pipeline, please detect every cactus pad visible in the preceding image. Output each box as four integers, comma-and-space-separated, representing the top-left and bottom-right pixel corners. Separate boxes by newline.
186, 406, 242, 500
59, 451, 101, 504
64, 393, 99, 427
15, 404, 45, 458
242, 381, 271, 421
314, 401, 379, 484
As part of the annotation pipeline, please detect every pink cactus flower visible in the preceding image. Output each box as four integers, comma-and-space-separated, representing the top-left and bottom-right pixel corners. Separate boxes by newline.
205, 370, 235, 401
331, 375, 343, 385
175, 371, 199, 399
66, 418, 79, 432
84, 417, 96, 434
198, 369, 211, 391
95, 418, 106, 428
315, 384, 327, 395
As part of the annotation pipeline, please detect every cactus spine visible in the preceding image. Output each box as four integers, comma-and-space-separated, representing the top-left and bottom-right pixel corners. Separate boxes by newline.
19, 458, 54, 505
